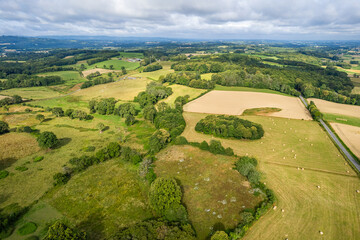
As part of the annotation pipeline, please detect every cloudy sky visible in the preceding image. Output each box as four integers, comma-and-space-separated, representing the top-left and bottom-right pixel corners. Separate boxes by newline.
1, 0, 360, 40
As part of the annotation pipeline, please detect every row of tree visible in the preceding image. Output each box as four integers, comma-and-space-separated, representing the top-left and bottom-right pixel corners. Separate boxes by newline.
134, 82, 173, 107
0, 75, 64, 90
0, 95, 22, 107
160, 71, 215, 89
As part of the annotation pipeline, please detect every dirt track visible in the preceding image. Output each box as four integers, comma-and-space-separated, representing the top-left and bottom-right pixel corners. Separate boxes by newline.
331, 123, 360, 158
309, 98, 360, 118
184, 90, 312, 120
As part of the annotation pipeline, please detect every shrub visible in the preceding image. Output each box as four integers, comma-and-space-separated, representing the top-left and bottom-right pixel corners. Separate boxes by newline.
149, 177, 182, 215
247, 169, 261, 184
64, 109, 74, 117
53, 173, 70, 186
15, 166, 28, 172
83, 146, 96, 152
211, 231, 229, 240
43, 221, 86, 240
149, 129, 171, 153
163, 205, 188, 224
33, 156, 44, 162
125, 115, 135, 126
154, 109, 186, 138
209, 140, 225, 154
17, 222, 37, 236
0, 121, 9, 135
0, 170, 9, 179
199, 141, 209, 150
51, 107, 64, 117
224, 147, 234, 156
120, 147, 142, 164
107, 142, 121, 158
37, 131, 59, 149
173, 136, 188, 145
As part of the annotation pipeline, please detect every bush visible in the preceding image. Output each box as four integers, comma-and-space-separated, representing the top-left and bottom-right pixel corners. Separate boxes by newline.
0, 121, 9, 135
51, 107, 64, 117
211, 231, 229, 240
125, 115, 135, 126
83, 146, 96, 152
163, 205, 188, 224
149, 177, 182, 215
43, 221, 86, 240
37, 131, 59, 149
149, 129, 171, 154
224, 147, 234, 156
0, 170, 9, 179
199, 141, 209, 150
195, 115, 264, 140
120, 146, 142, 164
33, 156, 44, 162
53, 173, 70, 186
247, 169, 261, 184
17, 222, 37, 236
15, 166, 28, 172
173, 136, 188, 145
209, 140, 225, 154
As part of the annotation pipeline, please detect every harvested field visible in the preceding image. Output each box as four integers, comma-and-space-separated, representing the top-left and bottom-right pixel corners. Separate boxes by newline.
155, 145, 261, 239
182, 112, 360, 240
331, 123, 360, 158
82, 68, 118, 77
309, 98, 360, 119
184, 91, 311, 120
73, 77, 150, 101
0, 133, 40, 169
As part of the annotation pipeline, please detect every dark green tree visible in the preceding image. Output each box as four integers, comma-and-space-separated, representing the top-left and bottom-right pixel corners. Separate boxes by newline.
37, 131, 59, 149
0, 121, 10, 135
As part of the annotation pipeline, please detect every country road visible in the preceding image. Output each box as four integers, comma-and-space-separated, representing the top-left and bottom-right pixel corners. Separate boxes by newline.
299, 95, 360, 173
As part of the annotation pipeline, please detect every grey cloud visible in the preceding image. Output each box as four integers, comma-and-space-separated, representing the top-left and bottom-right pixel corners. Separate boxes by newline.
0, 0, 360, 39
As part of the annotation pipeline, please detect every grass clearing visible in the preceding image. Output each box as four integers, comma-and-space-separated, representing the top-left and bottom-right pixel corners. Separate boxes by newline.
323, 113, 360, 128
37, 71, 85, 86
155, 145, 262, 239
46, 160, 152, 239
131, 61, 174, 80
181, 112, 360, 240
158, 84, 206, 107
32, 95, 89, 111
352, 86, 360, 94
0, 87, 63, 100
214, 85, 291, 96
200, 73, 214, 80
87, 59, 139, 71
72, 77, 151, 101
0, 133, 40, 170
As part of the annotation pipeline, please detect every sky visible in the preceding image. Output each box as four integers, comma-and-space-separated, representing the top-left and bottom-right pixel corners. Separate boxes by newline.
0, 0, 360, 40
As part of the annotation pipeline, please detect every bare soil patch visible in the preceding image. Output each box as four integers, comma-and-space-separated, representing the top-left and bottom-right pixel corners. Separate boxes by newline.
0, 95, 8, 100
331, 123, 360, 158
184, 91, 311, 120
309, 98, 360, 119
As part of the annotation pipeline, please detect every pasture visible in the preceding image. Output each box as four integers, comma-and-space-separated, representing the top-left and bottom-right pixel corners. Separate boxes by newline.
184, 91, 311, 120
0, 87, 63, 100
331, 123, 360, 158
155, 145, 261, 239
158, 84, 206, 107
323, 113, 360, 128
72, 77, 150, 101
87, 59, 139, 71
309, 98, 360, 119
181, 112, 360, 240
131, 61, 174, 80
46, 160, 152, 239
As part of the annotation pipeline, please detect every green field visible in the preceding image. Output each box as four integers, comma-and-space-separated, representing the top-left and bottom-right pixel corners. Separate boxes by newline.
155, 145, 262, 239
88, 59, 140, 71
182, 112, 360, 240
38, 71, 85, 86
131, 61, 174, 80
46, 160, 152, 239
323, 113, 360, 127
214, 85, 291, 96
158, 84, 206, 107
0, 87, 63, 100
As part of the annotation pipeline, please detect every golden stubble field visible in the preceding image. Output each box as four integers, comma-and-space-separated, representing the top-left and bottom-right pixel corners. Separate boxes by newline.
182, 112, 360, 240
331, 123, 360, 158
309, 98, 360, 119
184, 91, 312, 120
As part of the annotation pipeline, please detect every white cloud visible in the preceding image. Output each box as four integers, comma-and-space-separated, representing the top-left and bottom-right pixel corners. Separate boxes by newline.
0, 0, 360, 39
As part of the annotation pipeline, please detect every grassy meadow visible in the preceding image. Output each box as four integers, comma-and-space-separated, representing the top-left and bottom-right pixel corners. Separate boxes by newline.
87, 59, 140, 71
155, 145, 262, 239
323, 113, 360, 128
131, 61, 174, 80
181, 112, 360, 240
0, 87, 63, 100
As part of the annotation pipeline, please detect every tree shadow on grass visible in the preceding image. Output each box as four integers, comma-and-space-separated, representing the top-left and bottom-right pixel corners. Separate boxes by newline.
77, 212, 106, 239
205, 222, 226, 240
0, 158, 17, 170
54, 138, 72, 149
42, 118, 54, 123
